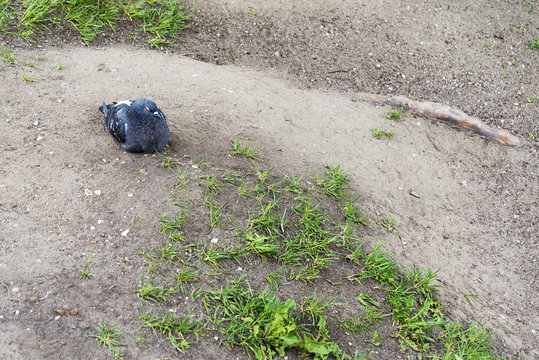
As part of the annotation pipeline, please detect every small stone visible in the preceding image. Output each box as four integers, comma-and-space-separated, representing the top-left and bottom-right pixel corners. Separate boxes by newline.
84, 189, 93, 196
121, 229, 129, 237
54, 315, 61, 321
93, 190, 101, 196
127, 192, 134, 197
54, 308, 65, 315
33, 120, 39, 126
12, 287, 19, 293
409, 190, 420, 198
28, 296, 40, 303
49, 151, 54, 155
36, 135, 43, 141
68, 308, 79, 316
97, 220, 104, 224
211, 238, 219, 243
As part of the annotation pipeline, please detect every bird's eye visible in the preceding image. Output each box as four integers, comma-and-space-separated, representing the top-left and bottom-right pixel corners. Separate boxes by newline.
144, 107, 150, 112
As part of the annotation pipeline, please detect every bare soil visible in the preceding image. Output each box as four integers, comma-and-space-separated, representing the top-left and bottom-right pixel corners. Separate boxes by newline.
1, 0, 537, 359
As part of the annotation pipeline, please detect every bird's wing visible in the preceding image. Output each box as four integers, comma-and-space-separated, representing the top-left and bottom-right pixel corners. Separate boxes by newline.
105, 103, 131, 144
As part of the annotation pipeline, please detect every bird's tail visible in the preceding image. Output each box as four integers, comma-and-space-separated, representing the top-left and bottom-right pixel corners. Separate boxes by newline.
99, 101, 108, 116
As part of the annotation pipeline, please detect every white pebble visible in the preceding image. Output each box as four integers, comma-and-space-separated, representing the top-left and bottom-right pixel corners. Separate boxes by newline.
211, 238, 219, 243
33, 120, 39, 126
97, 220, 104, 224
12, 287, 19, 293
93, 190, 101, 196
121, 229, 129, 237
84, 189, 93, 196
36, 135, 43, 141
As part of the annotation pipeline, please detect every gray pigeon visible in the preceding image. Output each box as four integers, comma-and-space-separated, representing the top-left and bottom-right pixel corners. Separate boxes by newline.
99, 98, 170, 153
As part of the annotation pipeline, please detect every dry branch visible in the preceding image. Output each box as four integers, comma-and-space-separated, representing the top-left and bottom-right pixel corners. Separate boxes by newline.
352, 92, 522, 147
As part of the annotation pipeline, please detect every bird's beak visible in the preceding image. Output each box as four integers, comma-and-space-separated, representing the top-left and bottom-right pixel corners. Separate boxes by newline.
154, 111, 165, 122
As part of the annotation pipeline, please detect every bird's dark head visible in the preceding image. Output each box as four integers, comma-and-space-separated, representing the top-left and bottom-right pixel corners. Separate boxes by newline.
132, 98, 166, 123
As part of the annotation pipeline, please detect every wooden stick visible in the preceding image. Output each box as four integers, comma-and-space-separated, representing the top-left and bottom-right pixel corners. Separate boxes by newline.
352, 92, 522, 147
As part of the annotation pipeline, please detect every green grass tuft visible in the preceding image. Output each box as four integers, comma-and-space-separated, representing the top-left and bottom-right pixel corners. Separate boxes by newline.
0, 44, 16, 64
89, 317, 127, 359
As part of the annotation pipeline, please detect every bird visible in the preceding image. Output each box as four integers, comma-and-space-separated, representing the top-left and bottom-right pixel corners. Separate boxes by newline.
99, 98, 170, 153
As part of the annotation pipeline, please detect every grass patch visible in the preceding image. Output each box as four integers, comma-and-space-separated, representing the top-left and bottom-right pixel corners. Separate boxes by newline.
531, 38, 539, 50
123, 137, 505, 359
1, 0, 194, 47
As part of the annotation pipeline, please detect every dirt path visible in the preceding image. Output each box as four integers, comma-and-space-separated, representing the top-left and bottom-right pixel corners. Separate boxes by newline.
1, 1, 538, 359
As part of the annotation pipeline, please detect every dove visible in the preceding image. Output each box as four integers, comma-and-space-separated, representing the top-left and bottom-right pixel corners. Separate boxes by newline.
99, 98, 170, 153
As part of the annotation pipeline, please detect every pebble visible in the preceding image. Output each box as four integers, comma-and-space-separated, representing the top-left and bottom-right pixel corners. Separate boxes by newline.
93, 190, 101, 196
36, 135, 43, 141
33, 120, 39, 126
211, 238, 219, 243
84, 189, 93, 196
121, 229, 129, 237
409, 190, 420, 198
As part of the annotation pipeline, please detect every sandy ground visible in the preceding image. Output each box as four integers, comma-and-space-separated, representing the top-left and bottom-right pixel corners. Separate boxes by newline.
1, 0, 538, 359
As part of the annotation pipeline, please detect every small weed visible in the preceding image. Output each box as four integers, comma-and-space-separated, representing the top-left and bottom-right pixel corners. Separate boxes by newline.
364, 330, 383, 346
437, 321, 499, 359
204, 197, 225, 228
500, 71, 506, 79
200, 242, 230, 269
315, 165, 351, 200
89, 317, 127, 359
385, 106, 406, 120
36, 54, 46, 61
529, 94, 537, 103
23, 61, 42, 70
158, 152, 183, 170
22, 70, 36, 83
340, 197, 368, 226
199, 174, 226, 195
531, 38, 539, 50
157, 242, 180, 262
232, 138, 262, 162
528, 128, 537, 141
176, 266, 200, 293
56, 60, 64, 70
378, 215, 397, 232
76, 256, 95, 279
372, 128, 395, 139
136, 276, 178, 302
138, 308, 205, 353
